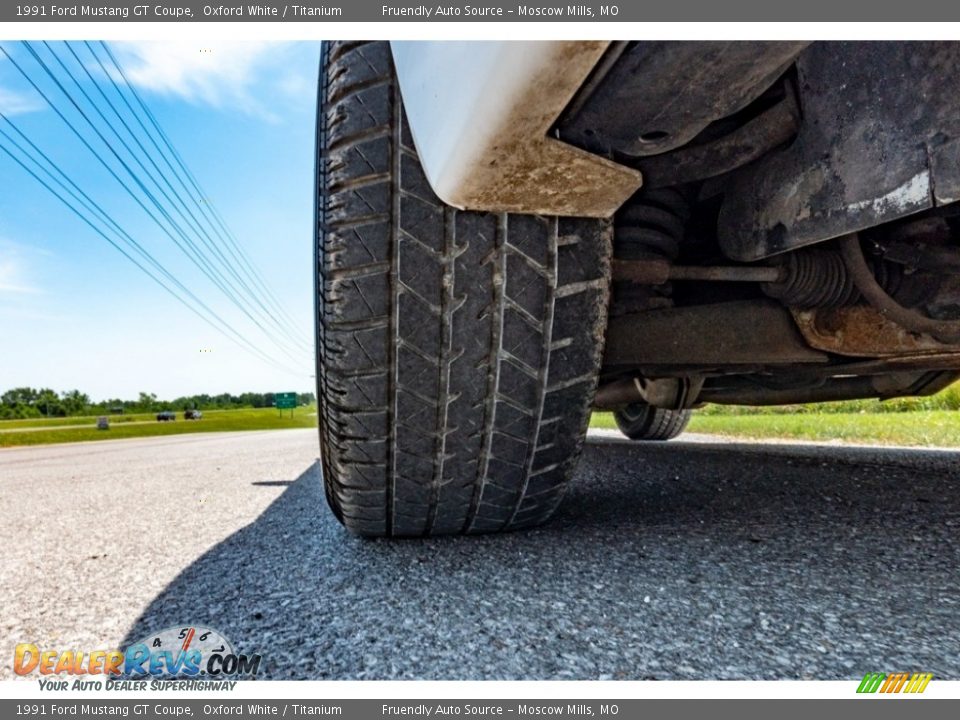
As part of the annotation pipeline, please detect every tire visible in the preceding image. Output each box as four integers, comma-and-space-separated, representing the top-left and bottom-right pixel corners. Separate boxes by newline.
614, 403, 691, 441
315, 41, 611, 537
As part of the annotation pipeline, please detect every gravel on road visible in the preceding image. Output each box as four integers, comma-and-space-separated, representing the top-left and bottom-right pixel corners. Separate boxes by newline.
2, 428, 958, 680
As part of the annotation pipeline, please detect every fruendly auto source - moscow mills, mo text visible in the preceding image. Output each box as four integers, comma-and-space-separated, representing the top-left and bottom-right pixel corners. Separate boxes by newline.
381, 5, 617, 17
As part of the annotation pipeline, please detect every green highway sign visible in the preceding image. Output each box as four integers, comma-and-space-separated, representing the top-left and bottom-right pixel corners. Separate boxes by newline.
275, 392, 297, 409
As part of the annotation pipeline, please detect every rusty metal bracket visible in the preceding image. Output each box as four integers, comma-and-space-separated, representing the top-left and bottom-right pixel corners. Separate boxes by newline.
719, 42, 960, 261
792, 305, 960, 357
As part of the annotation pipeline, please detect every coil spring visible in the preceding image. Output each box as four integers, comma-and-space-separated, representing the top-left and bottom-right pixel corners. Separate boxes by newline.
614, 188, 689, 262
611, 188, 690, 316
763, 247, 904, 309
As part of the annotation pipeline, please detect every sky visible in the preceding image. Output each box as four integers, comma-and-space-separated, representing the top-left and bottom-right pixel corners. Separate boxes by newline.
0, 40, 321, 400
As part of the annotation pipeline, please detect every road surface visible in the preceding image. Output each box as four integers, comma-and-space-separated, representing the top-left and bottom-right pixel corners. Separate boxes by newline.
1, 428, 958, 680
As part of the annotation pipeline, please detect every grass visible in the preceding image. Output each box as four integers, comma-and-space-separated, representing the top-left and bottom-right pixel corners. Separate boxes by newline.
0, 413, 156, 430
0, 407, 317, 448
590, 384, 960, 447
687, 410, 960, 447
591, 409, 960, 448
4, 392, 958, 450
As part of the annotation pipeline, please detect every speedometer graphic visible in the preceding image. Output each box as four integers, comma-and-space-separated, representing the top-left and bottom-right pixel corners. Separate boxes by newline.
125, 625, 236, 677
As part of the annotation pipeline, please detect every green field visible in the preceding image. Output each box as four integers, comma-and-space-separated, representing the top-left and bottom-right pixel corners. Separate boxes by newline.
0, 407, 317, 447
4, 400, 958, 449
0, 413, 155, 430
590, 409, 960, 448
589, 384, 960, 447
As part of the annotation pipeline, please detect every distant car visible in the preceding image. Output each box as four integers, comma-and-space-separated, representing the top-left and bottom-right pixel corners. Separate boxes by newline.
184, 409, 203, 420
156, 411, 176, 422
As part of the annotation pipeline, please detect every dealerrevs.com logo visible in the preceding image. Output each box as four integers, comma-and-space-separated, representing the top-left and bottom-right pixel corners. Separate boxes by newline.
14, 626, 261, 688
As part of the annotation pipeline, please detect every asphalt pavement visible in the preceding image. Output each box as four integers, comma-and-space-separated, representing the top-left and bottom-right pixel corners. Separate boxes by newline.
2, 428, 958, 680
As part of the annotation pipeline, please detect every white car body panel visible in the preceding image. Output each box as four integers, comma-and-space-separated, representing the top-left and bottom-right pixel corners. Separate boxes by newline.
390, 41, 642, 218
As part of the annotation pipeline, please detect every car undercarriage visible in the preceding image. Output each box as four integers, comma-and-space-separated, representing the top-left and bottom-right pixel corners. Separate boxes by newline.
556, 41, 960, 414
316, 40, 960, 535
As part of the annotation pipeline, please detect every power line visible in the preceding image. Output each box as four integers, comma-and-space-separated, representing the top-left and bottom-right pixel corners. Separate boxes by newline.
23, 41, 307, 363
0, 119, 305, 376
95, 40, 309, 346
59, 40, 311, 354
3, 41, 307, 365
1, 112, 226, 332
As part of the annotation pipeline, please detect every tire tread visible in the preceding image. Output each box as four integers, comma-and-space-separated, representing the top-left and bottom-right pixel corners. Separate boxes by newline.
317, 41, 610, 536
614, 404, 692, 441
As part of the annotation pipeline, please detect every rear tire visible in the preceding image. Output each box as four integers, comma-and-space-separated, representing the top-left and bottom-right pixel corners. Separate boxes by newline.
315, 41, 612, 536
614, 403, 691, 441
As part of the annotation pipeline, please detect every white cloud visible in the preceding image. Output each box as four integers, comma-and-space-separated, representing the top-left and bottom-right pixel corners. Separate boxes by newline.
0, 48, 42, 115
0, 240, 43, 295
108, 42, 314, 120
0, 85, 42, 116
0, 258, 38, 294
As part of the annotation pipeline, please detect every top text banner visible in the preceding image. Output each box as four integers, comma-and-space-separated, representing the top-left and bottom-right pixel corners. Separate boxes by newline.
4, 1, 960, 22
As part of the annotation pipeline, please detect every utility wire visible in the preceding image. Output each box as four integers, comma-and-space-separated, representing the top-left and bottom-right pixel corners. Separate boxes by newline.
95, 40, 308, 345
59, 41, 310, 353
0, 45, 306, 374
0, 112, 230, 337
26, 41, 307, 363
4, 42, 306, 365
100, 40, 313, 351
0, 121, 305, 376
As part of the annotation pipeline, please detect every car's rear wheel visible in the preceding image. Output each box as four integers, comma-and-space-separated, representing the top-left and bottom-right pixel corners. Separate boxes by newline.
315, 41, 611, 536
614, 403, 691, 441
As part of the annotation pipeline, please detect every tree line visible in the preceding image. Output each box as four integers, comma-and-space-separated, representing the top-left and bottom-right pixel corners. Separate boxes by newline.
0, 387, 316, 419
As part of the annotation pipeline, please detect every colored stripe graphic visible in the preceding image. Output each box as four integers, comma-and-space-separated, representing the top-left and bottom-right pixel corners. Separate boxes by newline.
905, 673, 933, 693
857, 673, 886, 693
857, 672, 932, 694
